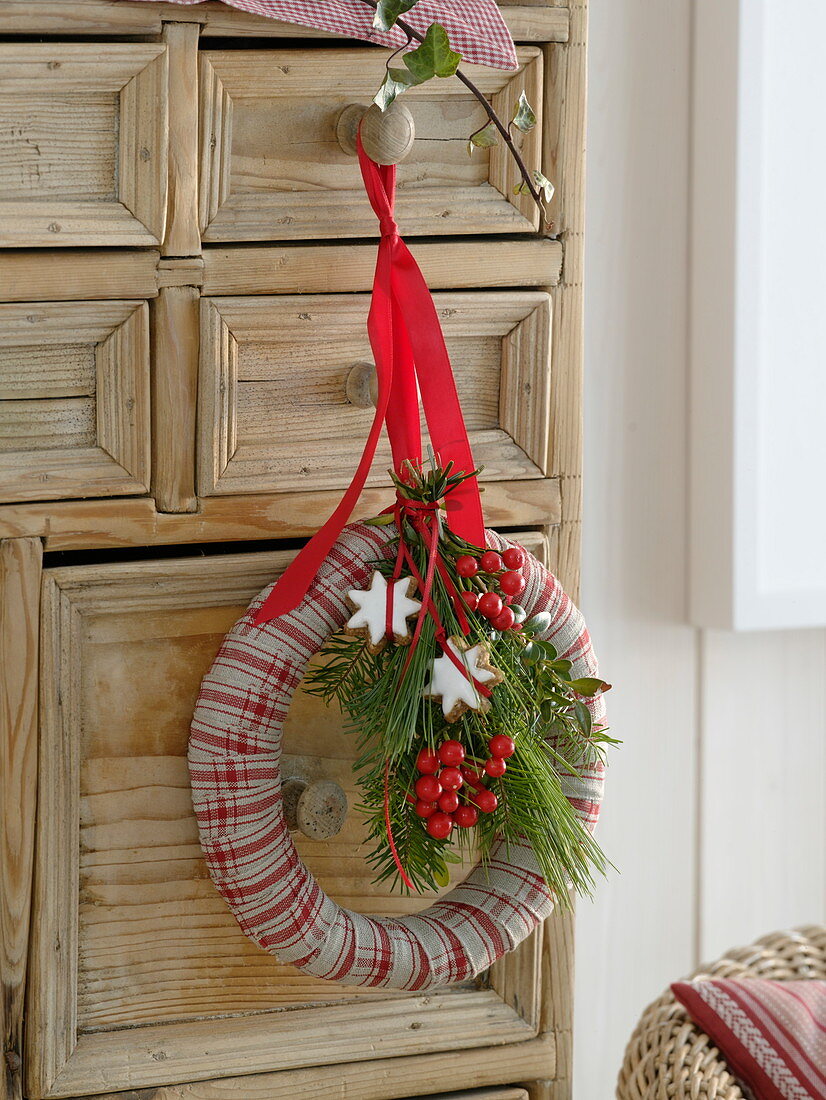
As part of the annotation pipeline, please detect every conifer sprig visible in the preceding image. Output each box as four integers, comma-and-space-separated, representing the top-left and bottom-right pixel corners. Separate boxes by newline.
305, 463, 613, 900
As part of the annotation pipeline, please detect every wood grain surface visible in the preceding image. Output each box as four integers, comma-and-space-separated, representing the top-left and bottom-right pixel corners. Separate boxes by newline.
0, 300, 150, 503
199, 48, 543, 241
198, 291, 553, 496
27, 549, 545, 1097
0, 44, 167, 247
0, 539, 42, 1100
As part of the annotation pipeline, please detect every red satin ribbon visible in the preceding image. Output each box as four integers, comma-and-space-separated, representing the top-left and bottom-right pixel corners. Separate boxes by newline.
254, 135, 484, 625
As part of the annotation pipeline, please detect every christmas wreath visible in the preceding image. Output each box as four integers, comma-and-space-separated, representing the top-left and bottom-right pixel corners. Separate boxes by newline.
190, 507, 608, 989
189, 129, 612, 988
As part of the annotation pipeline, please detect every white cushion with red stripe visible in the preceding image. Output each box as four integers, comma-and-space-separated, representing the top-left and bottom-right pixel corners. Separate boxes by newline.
672, 978, 826, 1100
189, 522, 605, 990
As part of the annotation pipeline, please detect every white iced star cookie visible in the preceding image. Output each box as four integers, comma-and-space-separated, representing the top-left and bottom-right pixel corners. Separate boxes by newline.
424, 635, 504, 723
346, 571, 422, 654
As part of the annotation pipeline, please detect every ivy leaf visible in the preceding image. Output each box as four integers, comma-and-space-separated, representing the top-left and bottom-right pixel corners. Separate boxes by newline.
373, 67, 416, 112
514, 169, 556, 203
511, 91, 537, 133
467, 120, 499, 156
533, 168, 555, 202
568, 677, 612, 697
403, 23, 461, 83
373, 0, 419, 31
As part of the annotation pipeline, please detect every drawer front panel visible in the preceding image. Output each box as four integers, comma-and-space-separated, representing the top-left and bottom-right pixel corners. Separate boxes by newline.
199, 47, 542, 241
27, 546, 545, 1097
0, 300, 150, 502
198, 291, 552, 499
0, 44, 167, 247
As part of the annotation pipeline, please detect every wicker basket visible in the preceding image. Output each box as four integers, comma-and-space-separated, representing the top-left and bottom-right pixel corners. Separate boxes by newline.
616, 924, 826, 1099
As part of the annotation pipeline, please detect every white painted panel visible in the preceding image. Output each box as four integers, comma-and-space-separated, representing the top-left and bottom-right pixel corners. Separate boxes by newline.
691, 0, 826, 629
699, 628, 826, 961
578, 1, 696, 1094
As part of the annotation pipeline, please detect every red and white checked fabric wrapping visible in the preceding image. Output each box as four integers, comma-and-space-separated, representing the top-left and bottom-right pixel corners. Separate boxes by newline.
140, 0, 518, 71
189, 522, 605, 989
672, 979, 826, 1100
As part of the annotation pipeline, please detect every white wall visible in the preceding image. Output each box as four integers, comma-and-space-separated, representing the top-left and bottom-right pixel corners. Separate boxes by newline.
575, 2, 826, 1095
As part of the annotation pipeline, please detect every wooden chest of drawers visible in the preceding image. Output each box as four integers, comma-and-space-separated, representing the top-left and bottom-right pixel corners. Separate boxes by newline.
0, 3, 587, 1098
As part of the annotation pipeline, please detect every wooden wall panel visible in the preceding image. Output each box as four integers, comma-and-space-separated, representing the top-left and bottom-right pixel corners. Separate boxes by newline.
698, 629, 826, 961
575, 1, 697, 1096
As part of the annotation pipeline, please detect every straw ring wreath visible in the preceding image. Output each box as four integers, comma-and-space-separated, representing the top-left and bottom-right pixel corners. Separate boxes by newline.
188, 521, 605, 990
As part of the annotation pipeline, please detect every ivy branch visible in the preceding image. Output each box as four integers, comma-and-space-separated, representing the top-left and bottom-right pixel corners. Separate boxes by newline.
357, 0, 555, 230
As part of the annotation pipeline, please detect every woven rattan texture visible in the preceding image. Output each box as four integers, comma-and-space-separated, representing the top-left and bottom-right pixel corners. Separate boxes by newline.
616, 925, 826, 1100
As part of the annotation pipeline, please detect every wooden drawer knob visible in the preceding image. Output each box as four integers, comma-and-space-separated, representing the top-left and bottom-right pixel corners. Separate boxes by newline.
345, 361, 379, 408
282, 778, 348, 840
336, 101, 416, 165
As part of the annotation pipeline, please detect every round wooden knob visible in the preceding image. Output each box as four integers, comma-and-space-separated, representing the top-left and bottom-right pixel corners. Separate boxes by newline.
283, 778, 348, 840
345, 361, 378, 408
336, 101, 416, 165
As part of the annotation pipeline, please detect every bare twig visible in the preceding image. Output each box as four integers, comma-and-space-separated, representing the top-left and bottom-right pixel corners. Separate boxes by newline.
357, 0, 548, 227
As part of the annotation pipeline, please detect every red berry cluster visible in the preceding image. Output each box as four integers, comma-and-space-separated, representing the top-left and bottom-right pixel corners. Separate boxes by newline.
414, 736, 515, 840
455, 546, 526, 632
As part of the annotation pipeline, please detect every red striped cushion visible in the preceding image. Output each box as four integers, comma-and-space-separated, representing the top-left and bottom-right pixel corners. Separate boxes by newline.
672, 979, 826, 1100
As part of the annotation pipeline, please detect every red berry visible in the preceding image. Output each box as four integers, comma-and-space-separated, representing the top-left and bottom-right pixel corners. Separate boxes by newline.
502, 547, 525, 570
438, 739, 465, 766
426, 812, 453, 840
499, 570, 526, 597
461, 766, 484, 788
456, 555, 479, 578
484, 756, 507, 778
416, 748, 440, 775
415, 800, 437, 818
438, 766, 463, 791
460, 590, 479, 611
479, 550, 504, 574
454, 804, 479, 828
474, 789, 498, 814
438, 790, 459, 813
477, 591, 503, 620
491, 606, 516, 631
488, 734, 515, 759
415, 775, 442, 801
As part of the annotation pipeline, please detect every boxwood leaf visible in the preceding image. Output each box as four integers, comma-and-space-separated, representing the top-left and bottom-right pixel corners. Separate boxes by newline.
568, 676, 612, 697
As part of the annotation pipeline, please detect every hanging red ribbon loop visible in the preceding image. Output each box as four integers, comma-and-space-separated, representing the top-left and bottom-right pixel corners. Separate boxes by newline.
254, 134, 484, 625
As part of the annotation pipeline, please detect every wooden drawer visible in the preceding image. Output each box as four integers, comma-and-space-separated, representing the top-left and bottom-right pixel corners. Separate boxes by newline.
0, 43, 167, 247
27, 540, 549, 1098
197, 291, 553, 500
0, 300, 150, 502
199, 47, 542, 242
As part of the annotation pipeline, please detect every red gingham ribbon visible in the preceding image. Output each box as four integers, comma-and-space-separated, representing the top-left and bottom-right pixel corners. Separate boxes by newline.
138, 0, 518, 71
